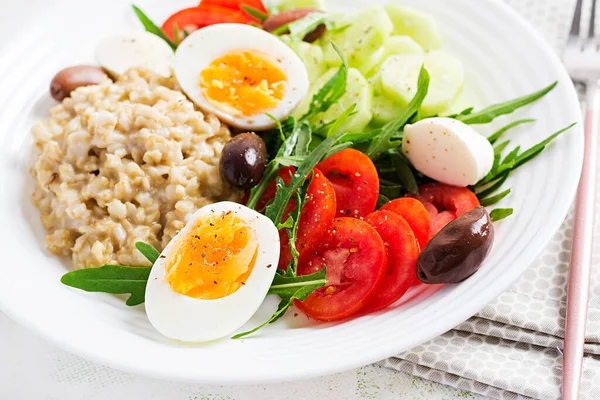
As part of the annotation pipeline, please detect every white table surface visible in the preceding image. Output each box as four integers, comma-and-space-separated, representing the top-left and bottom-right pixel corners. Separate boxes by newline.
0, 0, 571, 398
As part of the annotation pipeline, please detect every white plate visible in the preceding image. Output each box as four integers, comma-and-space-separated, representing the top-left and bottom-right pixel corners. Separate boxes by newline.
0, 0, 583, 384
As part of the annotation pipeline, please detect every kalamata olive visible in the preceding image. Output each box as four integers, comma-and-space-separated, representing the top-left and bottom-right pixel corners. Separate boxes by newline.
220, 132, 267, 190
263, 9, 326, 43
50, 65, 107, 101
416, 206, 494, 284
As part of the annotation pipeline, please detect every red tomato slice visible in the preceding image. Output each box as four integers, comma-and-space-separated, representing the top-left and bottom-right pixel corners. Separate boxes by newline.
408, 183, 479, 238
316, 148, 379, 218
250, 166, 337, 270
379, 198, 430, 250
411, 183, 479, 217
296, 218, 387, 321
363, 210, 418, 312
200, 0, 268, 16
421, 201, 457, 239
162, 6, 250, 41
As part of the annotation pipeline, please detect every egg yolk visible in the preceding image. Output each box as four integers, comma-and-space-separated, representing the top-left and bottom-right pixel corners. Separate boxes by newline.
199, 50, 287, 117
165, 211, 259, 300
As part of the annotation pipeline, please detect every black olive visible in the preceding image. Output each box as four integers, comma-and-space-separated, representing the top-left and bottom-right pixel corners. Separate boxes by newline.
50, 66, 107, 101
417, 206, 494, 284
220, 132, 267, 190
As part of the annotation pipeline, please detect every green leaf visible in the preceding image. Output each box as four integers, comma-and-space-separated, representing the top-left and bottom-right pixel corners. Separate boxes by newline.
246, 119, 301, 210
392, 151, 419, 194
132, 5, 177, 51
494, 140, 511, 154
446, 107, 474, 119
301, 43, 348, 121
490, 208, 514, 221
268, 268, 327, 297
240, 4, 269, 23
323, 142, 353, 160
277, 216, 294, 230
61, 265, 151, 306
294, 122, 312, 156
480, 188, 511, 207
265, 131, 347, 226
339, 128, 382, 144
324, 104, 357, 137
487, 119, 535, 144
476, 172, 509, 199
512, 122, 576, 169
135, 242, 160, 264
502, 146, 521, 164
232, 269, 327, 338
366, 67, 430, 160
271, 23, 291, 36
457, 82, 557, 124
379, 185, 403, 199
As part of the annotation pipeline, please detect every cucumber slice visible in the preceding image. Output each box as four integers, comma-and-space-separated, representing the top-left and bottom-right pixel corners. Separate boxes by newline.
368, 73, 405, 126
282, 37, 326, 82
380, 50, 464, 117
363, 35, 424, 78
322, 6, 394, 71
294, 67, 372, 134
276, 0, 327, 12
384, 4, 441, 50
384, 35, 424, 56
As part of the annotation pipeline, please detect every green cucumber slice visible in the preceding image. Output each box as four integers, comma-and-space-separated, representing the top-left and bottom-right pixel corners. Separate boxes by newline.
380, 50, 464, 117
385, 4, 441, 50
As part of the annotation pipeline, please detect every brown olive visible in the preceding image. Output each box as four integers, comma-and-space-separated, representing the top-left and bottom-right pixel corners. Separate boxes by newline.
416, 206, 494, 284
263, 9, 326, 43
50, 65, 107, 101
220, 132, 267, 190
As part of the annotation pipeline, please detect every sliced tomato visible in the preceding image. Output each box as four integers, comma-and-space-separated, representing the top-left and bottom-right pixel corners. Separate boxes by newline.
379, 198, 430, 250
411, 183, 479, 217
162, 6, 250, 41
316, 148, 379, 218
409, 183, 479, 238
296, 218, 387, 321
363, 210, 418, 312
200, 0, 268, 15
250, 166, 337, 270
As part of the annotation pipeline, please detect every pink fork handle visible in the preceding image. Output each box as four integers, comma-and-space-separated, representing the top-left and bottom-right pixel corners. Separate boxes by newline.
562, 83, 600, 400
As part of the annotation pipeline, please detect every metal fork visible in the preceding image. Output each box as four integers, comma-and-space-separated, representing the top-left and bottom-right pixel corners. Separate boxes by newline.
562, 0, 600, 398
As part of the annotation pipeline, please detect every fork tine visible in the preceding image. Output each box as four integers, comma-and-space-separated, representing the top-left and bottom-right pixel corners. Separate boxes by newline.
590, 0, 598, 39
570, 0, 584, 38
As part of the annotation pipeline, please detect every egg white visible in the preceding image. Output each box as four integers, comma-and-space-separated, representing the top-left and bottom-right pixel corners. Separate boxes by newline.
173, 24, 309, 130
145, 201, 280, 342
95, 31, 173, 78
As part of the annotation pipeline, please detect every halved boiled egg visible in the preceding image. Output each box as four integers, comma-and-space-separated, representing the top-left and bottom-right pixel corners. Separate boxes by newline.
174, 24, 309, 130
145, 201, 279, 342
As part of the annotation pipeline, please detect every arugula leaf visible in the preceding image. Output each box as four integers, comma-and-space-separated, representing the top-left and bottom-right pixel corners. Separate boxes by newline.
132, 5, 177, 51
61, 265, 151, 306
339, 129, 382, 144
477, 122, 575, 187
475, 172, 509, 199
377, 194, 392, 208
246, 119, 301, 210
445, 107, 474, 119
480, 188, 511, 207
487, 119, 535, 144
135, 242, 160, 264
240, 4, 269, 22
294, 122, 312, 156
379, 185, 404, 199
457, 82, 557, 125
513, 122, 576, 168
301, 43, 348, 121
366, 67, 430, 160
265, 131, 347, 226
285, 176, 312, 275
502, 146, 521, 164
494, 140, 511, 154
391, 151, 419, 195
490, 208, 514, 222
277, 217, 294, 230
232, 269, 327, 339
